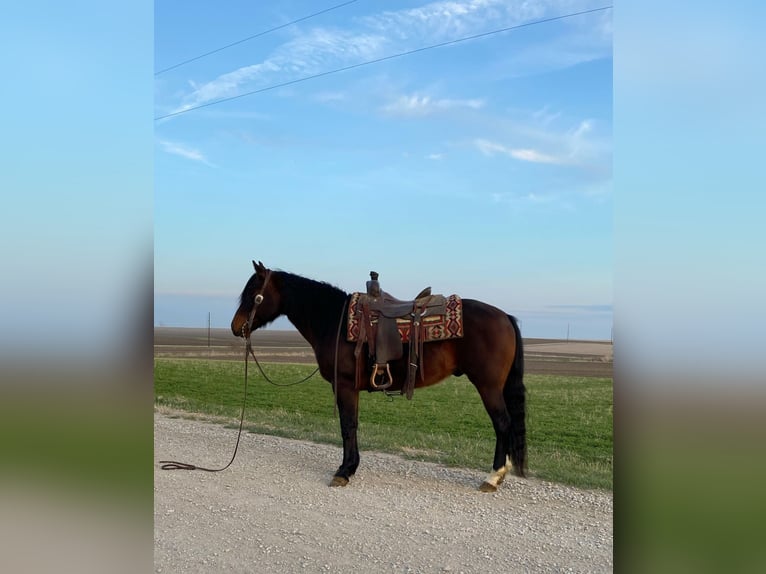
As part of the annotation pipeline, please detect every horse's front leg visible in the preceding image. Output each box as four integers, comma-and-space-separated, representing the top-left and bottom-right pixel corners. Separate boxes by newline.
330, 383, 360, 487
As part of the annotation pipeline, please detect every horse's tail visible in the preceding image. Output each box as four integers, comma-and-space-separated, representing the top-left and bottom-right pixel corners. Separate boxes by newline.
504, 314, 527, 477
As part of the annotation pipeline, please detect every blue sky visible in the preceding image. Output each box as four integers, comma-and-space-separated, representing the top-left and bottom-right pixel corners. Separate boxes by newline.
154, 0, 613, 340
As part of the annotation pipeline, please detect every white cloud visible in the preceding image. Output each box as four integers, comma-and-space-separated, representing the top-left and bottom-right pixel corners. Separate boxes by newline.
176, 61, 282, 112
427, 153, 444, 160
382, 94, 429, 115
509, 148, 560, 164
474, 138, 508, 156
278, 27, 385, 67
174, 29, 385, 113
363, 0, 545, 42
532, 105, 562, 126
165, 0, 609, 114
474, 138, 564, 164
158, 140, 216, 167
571, 119, 592, 140
382, 93, 484, 116
473, 114, 610, 172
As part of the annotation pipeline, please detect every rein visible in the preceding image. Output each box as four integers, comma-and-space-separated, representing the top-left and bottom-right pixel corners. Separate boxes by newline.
159, 273, 348, 472
245, 339, 320, 386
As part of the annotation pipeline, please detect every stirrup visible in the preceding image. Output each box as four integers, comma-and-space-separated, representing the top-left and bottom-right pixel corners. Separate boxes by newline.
370, 363, 393, 390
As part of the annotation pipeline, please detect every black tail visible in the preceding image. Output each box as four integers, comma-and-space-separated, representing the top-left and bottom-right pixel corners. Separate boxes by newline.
504, 314, 527, 477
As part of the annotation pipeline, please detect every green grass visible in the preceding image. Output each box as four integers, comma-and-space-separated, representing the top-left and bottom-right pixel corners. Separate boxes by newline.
154, 359, 612, 490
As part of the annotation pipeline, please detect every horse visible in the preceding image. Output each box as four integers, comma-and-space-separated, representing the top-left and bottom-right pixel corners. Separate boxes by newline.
230, 261, 526, 492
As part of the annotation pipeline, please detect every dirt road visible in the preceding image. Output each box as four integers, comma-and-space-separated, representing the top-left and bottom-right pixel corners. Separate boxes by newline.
154, 414, 612, 573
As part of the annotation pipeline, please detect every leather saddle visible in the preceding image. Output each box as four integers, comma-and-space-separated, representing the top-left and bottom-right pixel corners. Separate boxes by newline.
354, 272, 447, 399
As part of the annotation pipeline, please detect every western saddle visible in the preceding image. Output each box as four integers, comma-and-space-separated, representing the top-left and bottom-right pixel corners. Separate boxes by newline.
354, 271, 446, 399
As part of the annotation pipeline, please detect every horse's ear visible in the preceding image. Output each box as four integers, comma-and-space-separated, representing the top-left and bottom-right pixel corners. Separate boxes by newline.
252, 260, 258, 271
252, 260, 266, 275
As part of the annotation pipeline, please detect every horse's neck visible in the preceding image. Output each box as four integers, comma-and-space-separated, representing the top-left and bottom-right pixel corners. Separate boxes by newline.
285, 311, 320, 348
280, 280, 345, 349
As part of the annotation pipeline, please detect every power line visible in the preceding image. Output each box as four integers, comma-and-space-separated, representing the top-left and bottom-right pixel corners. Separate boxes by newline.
155, 0, 361, 76
155, 5, 612, 121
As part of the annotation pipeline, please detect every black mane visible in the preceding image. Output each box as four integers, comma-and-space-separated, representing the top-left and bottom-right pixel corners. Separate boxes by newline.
276, 271, 348, 307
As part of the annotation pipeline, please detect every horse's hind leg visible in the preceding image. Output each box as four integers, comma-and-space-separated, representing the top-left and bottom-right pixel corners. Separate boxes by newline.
475, 386, 513, 492
503, 314, 527, 478
503, 365, 527, 478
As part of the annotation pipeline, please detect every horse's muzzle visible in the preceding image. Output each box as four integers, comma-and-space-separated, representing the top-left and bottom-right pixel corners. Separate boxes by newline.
231, 317, 248, 338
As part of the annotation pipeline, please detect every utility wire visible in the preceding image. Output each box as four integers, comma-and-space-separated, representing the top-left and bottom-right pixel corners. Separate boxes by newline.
155, 5, 612, 121
155, 0, 361, 75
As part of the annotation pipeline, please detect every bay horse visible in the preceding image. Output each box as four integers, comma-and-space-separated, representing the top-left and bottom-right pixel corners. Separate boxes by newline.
230, 261, 526, 492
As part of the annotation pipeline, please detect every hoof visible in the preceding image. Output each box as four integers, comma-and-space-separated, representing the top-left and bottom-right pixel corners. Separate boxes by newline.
329, 476, 349, 487
479, 481, 498, 493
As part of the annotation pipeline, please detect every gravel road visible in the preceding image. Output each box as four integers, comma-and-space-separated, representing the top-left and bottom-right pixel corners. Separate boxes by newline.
154, 414, 612, 573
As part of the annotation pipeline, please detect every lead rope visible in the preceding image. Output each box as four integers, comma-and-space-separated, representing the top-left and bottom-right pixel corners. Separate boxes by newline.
160, 276, 271, 471
158, 341, 252, 472
159, 338, 317, 471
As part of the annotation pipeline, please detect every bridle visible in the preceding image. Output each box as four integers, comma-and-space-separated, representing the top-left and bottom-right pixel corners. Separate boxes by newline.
239, 269, 322, 387
243, 269, 272, 338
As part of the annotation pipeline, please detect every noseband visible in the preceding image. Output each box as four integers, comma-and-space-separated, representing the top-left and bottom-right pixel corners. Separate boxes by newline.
243, 270, 272, 337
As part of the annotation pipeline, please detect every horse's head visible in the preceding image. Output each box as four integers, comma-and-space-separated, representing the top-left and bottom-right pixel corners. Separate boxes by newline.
231, 260, 282, 338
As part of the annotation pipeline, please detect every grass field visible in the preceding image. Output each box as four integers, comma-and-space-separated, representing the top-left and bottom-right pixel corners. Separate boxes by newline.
154, 359, 612, 490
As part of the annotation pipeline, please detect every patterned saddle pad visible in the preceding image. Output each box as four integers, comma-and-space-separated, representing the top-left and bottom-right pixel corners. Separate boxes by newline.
347, 292, 464, 343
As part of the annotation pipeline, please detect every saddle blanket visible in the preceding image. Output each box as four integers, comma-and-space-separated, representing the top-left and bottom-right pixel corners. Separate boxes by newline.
347, 292, 464, 343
